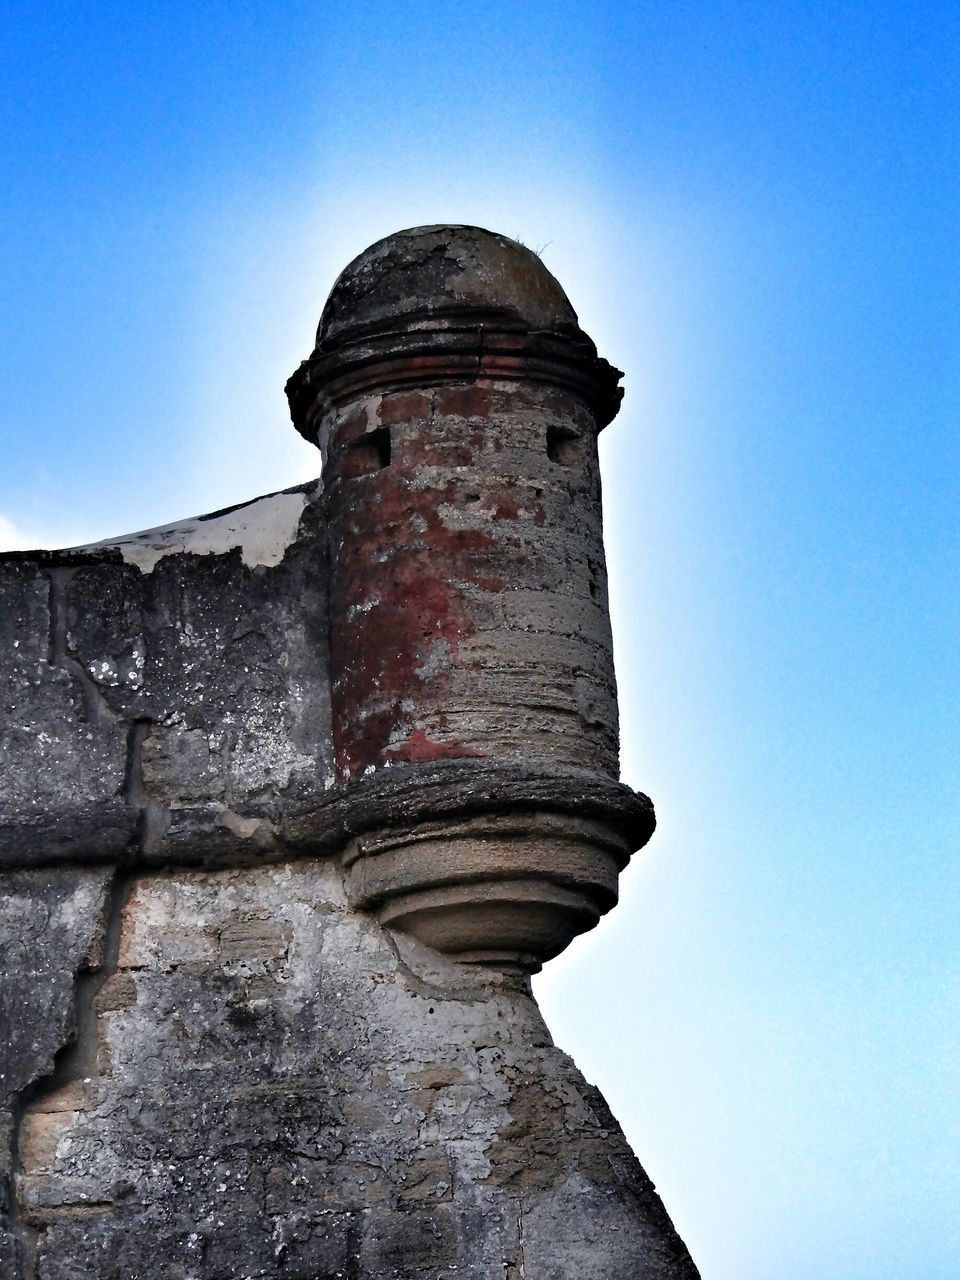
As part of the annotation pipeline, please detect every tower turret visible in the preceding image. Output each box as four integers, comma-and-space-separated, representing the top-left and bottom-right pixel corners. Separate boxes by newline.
287, 225, 654, 972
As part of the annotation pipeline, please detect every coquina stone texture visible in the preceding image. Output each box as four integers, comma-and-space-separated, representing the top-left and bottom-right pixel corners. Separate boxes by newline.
0, 226, 699, 1278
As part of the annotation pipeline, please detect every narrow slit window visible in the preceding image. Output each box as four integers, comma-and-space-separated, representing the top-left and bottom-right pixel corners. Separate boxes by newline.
349, 427, 392, 476
546, 424, 581, 467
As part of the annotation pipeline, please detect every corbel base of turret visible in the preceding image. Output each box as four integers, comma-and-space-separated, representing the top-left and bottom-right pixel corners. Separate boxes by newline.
328, 761, 655, 973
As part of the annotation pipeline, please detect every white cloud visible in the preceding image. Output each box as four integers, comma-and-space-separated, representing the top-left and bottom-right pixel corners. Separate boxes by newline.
0, 513, 93, 553
0, 513, 37, 552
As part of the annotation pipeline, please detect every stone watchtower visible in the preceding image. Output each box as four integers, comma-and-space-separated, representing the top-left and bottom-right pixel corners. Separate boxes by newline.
0, 226, 699, 1278
286, 226, 655, 973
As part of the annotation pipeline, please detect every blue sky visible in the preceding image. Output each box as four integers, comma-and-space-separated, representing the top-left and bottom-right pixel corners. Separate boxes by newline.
2, 3, 957, 1276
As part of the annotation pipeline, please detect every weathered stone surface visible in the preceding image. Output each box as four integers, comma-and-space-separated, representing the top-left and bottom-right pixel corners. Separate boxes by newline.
0, 485, 333, 870
0, 225, 699, 1276
15, 862, 697, 1279
319, 385, 618, 781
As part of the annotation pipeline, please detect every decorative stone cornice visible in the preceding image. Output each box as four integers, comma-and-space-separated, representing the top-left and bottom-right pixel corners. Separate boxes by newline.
286, 305, 624, 441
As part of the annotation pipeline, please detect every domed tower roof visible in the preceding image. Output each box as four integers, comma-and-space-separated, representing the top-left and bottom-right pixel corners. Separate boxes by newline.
287, 224, 623, 439
318, 225, 580, 343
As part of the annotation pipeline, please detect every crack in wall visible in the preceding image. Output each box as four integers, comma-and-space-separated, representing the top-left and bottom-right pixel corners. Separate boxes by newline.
46, 568, 117, 727
123, 717, 172, 855
9, 872, 133, 1279
7, 1070, 38, 1276
504, 1197, 525, 1279
517, 1196, 525, 1278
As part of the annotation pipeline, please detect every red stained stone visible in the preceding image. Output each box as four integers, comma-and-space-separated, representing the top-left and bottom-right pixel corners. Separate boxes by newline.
378, 390, 433, 426
492, 497, 520, 520
432, 384, 492, 419
329, 454, 497, 776
400, 437, 474, 468
324, 373, 609, 779
383, 728, 484, 765
336, 404, 371, 444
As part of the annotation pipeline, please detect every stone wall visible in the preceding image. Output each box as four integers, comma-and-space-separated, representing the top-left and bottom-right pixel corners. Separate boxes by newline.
6, 862, 696, 1279
0, 485, 332, 869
